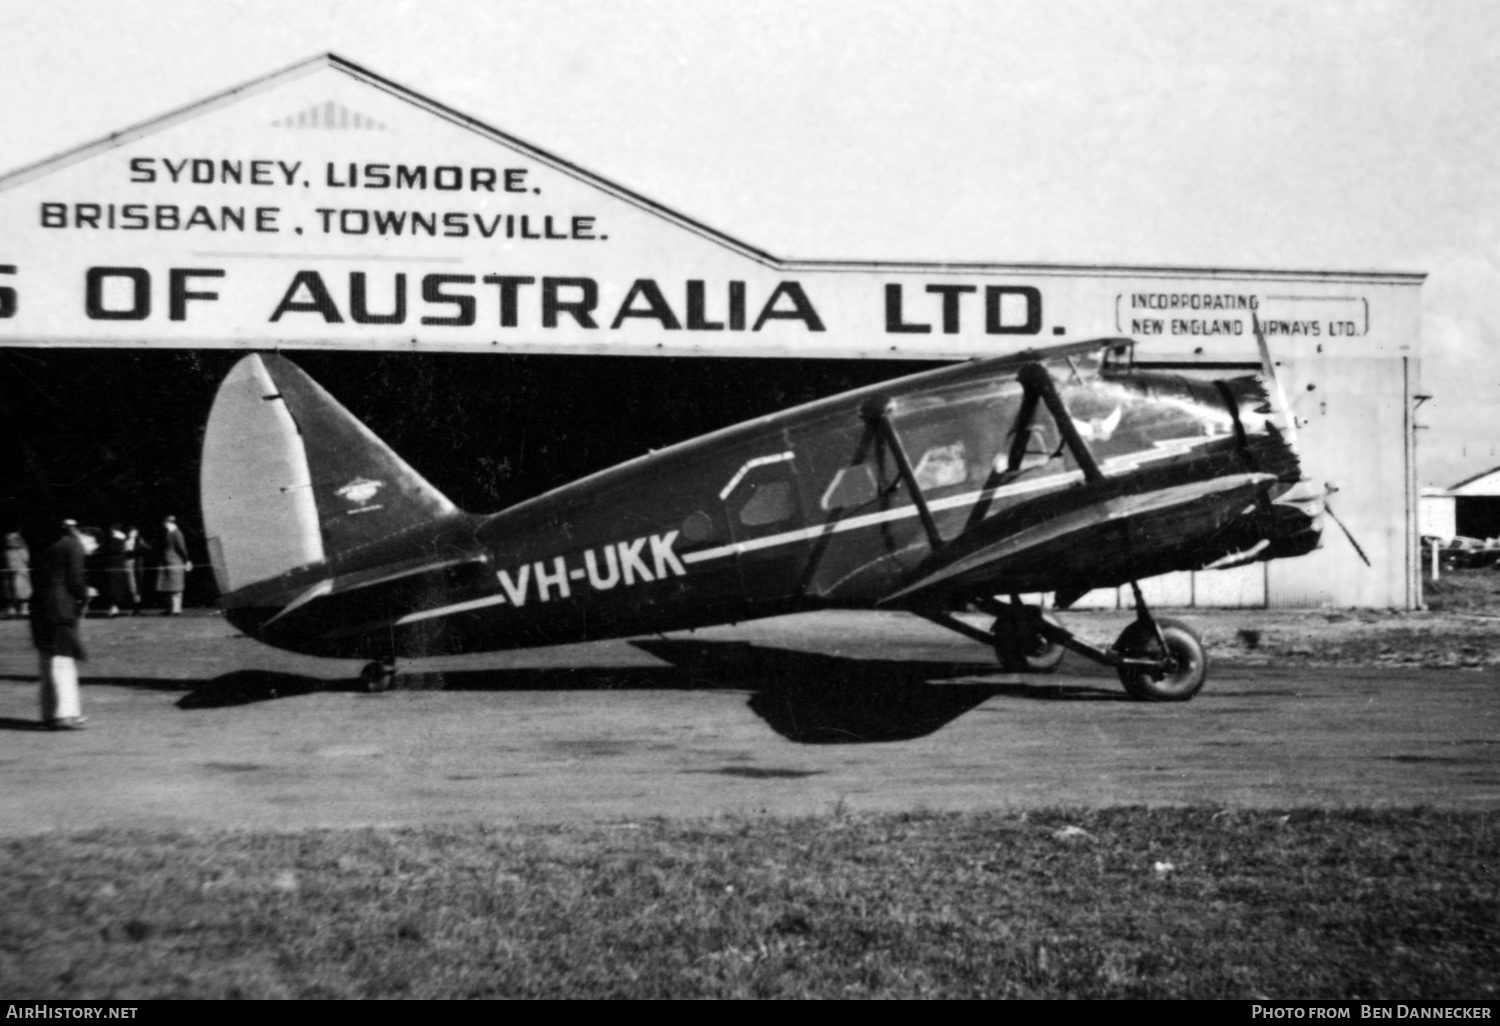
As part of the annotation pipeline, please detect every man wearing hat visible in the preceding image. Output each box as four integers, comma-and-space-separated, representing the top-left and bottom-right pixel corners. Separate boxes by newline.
31, 519, 95, 730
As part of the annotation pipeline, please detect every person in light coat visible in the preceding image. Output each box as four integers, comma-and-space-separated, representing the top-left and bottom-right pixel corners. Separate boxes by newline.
154, 515, 192, 616
2, 530, 30, 618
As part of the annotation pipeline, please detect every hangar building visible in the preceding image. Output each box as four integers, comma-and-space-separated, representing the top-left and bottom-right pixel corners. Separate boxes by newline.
0, 55, 1426, 609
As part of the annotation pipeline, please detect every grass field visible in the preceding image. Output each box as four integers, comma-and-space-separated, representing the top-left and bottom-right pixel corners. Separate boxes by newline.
1424, 566, 1500, 614
5, 579, 1500, 999
3, 808, 1496, 999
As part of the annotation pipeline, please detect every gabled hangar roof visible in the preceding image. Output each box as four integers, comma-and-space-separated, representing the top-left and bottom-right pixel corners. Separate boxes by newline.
0, 52, 781, 269
1447, 466, 1500, 496
0, 52, 1426, 285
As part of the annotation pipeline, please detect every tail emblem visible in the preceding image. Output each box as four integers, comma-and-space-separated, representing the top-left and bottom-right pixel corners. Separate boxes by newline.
336, 477, 386, 508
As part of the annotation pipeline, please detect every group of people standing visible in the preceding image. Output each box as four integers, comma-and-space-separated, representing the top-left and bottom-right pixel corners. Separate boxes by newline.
1, 515, 192, 619
4, 516, 194, 731
94, 517, 192, 617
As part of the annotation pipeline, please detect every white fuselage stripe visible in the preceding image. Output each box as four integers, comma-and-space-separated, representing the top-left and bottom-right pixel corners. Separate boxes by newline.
396, 593, 509, 625
684, 469, 1084, 563
391, 436, 1226, 628
393, 471, 1081, 626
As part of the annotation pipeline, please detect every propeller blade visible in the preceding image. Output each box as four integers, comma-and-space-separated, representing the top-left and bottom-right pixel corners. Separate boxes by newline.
1252, 312, 1299, 445
1325, 501, 1372, 567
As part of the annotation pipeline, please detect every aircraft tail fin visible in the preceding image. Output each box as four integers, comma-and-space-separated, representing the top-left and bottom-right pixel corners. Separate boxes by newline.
201, 353, 460, 595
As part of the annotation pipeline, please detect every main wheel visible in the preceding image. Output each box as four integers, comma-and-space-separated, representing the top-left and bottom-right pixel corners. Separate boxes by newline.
360, 660, 396, 693
1114, 617, 1207, 701
993, 612, 1067, 673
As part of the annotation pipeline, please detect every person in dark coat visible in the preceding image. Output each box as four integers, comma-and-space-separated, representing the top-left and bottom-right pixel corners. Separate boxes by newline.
101, 522, 139, 616
125, 525, 149, 612
154, 515, 191, 615
30, 519, 94, 729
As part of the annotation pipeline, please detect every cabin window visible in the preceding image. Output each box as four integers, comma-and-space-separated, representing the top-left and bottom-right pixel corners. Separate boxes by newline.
912, 441, 970, 490
681, 511, 716, 543
821, 465, 879, 510
891, 385, 1023, 492
738, 480, 795, 527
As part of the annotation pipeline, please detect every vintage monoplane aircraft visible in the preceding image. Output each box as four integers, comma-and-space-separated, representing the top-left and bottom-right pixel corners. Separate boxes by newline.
201, 336, 1325, 699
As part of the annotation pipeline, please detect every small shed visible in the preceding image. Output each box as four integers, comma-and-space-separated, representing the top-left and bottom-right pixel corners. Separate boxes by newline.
1445, 466, 1500, 540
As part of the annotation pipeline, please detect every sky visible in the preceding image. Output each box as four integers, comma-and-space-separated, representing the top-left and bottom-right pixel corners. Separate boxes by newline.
1, 0, 1496, 486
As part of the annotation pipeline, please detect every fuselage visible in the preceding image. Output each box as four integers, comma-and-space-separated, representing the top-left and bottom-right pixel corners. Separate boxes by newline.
221, 355, 1321, 660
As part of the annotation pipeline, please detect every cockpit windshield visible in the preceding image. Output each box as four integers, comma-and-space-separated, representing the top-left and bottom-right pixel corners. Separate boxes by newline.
819, 358, 1253, 515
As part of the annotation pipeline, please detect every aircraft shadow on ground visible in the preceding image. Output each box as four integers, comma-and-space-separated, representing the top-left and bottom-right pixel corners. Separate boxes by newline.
0, 716, 54, 731
177, 671, 342, 709
168, 638, 1127, 743
0, 673, 332, 721
632, 639, 1127, 742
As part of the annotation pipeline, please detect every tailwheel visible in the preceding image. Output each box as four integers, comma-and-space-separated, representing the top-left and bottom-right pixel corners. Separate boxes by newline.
360, 659, 397, 693
992, 610, 1066, 673
1114, 617, 1207, 702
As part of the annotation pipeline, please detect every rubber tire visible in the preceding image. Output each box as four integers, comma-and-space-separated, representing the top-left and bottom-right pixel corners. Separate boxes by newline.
360, 661, 396, 693
993, 612, 1067, 674
1115, 617, 1207, 702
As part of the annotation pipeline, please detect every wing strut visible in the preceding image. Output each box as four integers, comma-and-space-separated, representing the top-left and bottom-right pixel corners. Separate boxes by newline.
1003, 387, 1042, 473
862, 361, 1104, 556
861, 398, 945, 552
1016, 363, 1104, 482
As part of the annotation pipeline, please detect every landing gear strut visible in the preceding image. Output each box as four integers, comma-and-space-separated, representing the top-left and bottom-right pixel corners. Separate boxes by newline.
1111, 583, 1208, 702
979, 596, 1066, 673
359, 658, 397, 693
918, 581, 1209, 701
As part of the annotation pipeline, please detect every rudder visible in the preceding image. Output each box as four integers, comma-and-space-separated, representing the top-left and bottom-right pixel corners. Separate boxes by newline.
201, 353, 459, 594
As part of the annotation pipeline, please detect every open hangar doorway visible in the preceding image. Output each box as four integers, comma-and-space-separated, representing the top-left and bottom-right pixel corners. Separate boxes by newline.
0, 346, 939, 609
